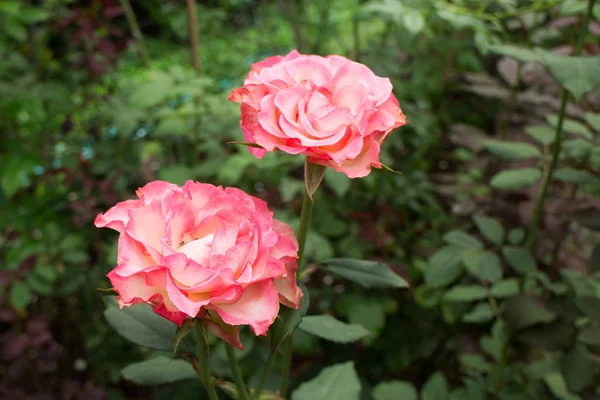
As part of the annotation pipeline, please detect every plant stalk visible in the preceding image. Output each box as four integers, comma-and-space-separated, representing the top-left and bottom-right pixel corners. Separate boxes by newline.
278, 173, 315, 396
253, 351, 276, 400
120, 0, 149, 65
226, 344, 251, 400
194, 322, 219, 400
526, 0, 595, 250
185, 0, 201, 72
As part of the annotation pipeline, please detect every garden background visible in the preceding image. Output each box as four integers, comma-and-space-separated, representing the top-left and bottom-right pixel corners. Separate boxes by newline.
2, 0, 600, 399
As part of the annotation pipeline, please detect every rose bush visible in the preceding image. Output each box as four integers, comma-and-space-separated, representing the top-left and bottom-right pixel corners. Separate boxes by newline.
229, 50, 407, 178
95, 180, 302, 348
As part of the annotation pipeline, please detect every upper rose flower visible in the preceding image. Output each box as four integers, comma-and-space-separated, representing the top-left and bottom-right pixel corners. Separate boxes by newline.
95, 180, 302, 348
229, 50, 407, 178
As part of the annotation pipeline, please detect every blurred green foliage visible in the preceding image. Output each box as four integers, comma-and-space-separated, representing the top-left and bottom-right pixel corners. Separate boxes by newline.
1, 0, 600, 399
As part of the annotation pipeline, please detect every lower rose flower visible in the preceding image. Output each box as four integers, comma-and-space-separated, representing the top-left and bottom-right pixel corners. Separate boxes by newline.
95, 180, 302, 348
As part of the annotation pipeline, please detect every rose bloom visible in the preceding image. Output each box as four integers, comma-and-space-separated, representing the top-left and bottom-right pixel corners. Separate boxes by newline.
95, 180, 302, 348
229, 50, 407, 178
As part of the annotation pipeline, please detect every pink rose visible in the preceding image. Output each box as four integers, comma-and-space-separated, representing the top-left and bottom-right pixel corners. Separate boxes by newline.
229, 50, 407, 178
95, 180, 302, 348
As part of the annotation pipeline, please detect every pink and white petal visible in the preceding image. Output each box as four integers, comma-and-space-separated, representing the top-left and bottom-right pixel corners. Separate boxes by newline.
151, 295, 187, 326
274, 262, 303, 309
270, 229, 299, 262
319, 133, 364, 166
257, 95, 288, 138
94, 199, 143, 232
136, 181, 182, 205
335, 139, 382, 178
212, 280, 280, 336
163, 197, 195, 248
182, 181, 221, 215
284, 57, 333, 86
113, 231, 157, 277
204, 311, 244, 349
325, 55, 351, 74
125, 201, 165, 254
273, 85, 307, 128
161, 253, 214, 286
148, 269, 208, 318
333, 85, 369, 115
108, 270, 159, 305
209, 285, 244, 304
178, 234, 215, 266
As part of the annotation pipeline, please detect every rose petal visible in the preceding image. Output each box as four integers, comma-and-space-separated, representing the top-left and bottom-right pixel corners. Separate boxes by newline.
212, 280, 280, 336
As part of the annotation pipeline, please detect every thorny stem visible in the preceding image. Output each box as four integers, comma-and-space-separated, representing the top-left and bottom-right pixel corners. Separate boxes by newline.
527, 0, 596, 250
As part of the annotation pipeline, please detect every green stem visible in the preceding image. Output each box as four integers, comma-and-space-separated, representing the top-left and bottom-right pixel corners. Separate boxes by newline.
226, 344, 251, 400
526, 0, 595, 250
194, 322, 219, 400
296, 188, 314, 272
279, 178, 315, 396
279, 334, 295, 397
253, 351, 276, 400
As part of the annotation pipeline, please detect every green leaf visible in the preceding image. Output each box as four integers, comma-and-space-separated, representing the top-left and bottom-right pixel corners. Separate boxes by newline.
462, 302, 494, 324
584, 112, 600, 131
563, 139, 593, 159
543, 372, 581, 400
490, 45, 600, 99
444, 285, 487, 302
291, 362, 361, 400
504, 295, 556, 330
372, 381, 418, 400
554, 168, 598, 185
104, 298, 176, 351
507, 228, 525, 245
322, 258, 409, 289
324, 169, 351, 198
474, 215, 504, 245
459, 353, 492, 373
490, 168, 542, 191
484, 139, 542, 160
578, 324, 600, 347
298, 315, 370, 343
305, 161, 327, 200
501, 246, 537, 274
227, 141, 264, 149
442, 230, 483, 249
547, 115, 593, 139
421, 372, 449, 400
461, 249, 503, 282
575, 296, 600, 321
525, 125, 555, 145
561, 344, 595, 393
20, 8, 50, 23
491, 279, 520, 298
10, 281, 32, 310
425, 246, 463, 288
544, 55, 600, 100
121, 357, 196, 385
173, 323, 193, 355
271, 283, 309, 352
338, 295, 386, 343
